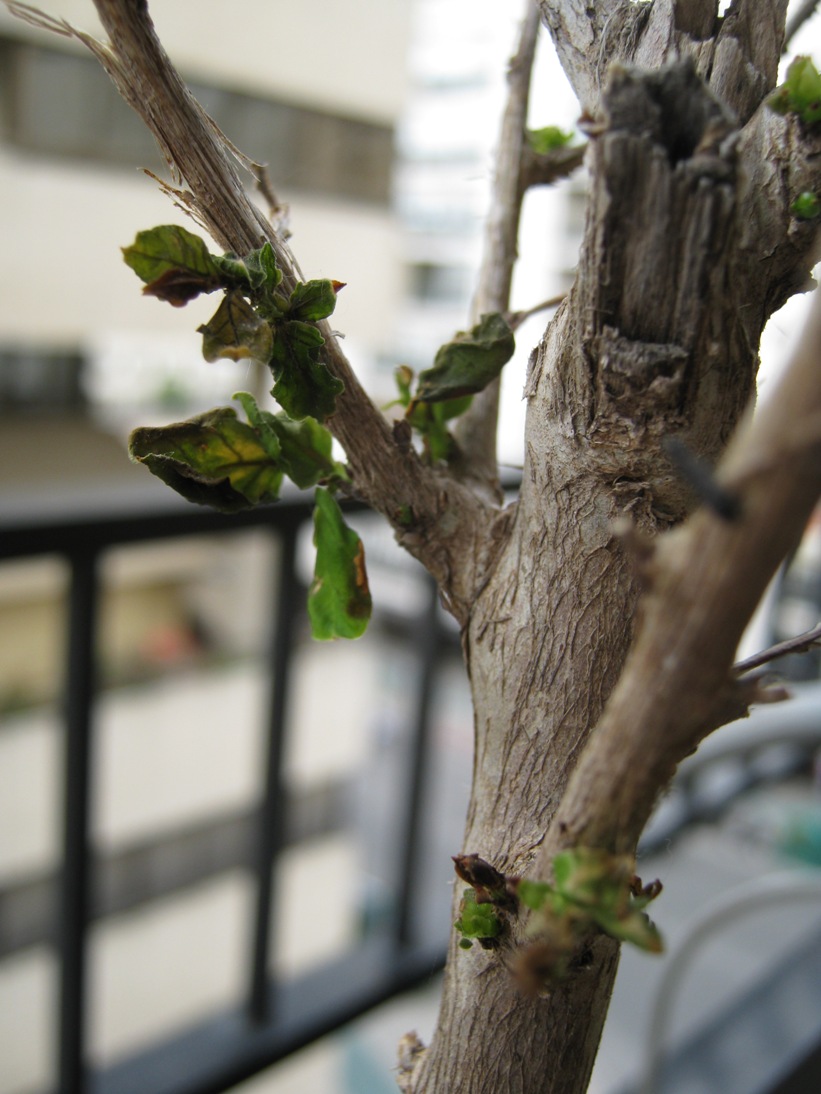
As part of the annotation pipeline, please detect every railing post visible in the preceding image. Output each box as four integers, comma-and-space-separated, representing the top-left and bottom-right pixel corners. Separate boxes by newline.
248, 521, 301, 1024
395, 576, 442, 948
58, 548, 100, 1094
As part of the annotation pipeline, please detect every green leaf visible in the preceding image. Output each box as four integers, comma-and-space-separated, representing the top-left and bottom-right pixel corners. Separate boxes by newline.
454, 889, 502, 941
393, 365, 414, 408
308, 487, 372, 640
767, 56, 821, 124
271, 321, 344, 421
233, 392, 344, 489
232, 391, 282, 461
527, 125, 575, 154
548, 848, 664, 952
552, 848, 629, 907
416, 313, 515, 403
122, 225, 221, 303
287, 279, 342, 321
791, 191, 821, 220
252, 242, 283, 291
592, 907, 663, 953
198, 292, 274, 363
406, 399, 473, 463
517, 879, 553, 912
271, 414, 345, 488
213, 242, 284, 295
129, 407, 285, 511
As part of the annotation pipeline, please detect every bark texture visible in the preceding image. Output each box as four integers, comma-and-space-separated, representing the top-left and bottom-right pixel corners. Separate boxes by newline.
404, 4, 821, 1092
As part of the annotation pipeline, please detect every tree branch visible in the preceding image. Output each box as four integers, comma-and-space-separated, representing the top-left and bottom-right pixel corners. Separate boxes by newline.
543, 0, 789, 124
4, 0, 502, 619
784, 0, 821, 50
452, 0, 541, 494
733, 622, 821, 676
545, 283, 821, 858
507, 292, 566, 331
520, 140, 586, 188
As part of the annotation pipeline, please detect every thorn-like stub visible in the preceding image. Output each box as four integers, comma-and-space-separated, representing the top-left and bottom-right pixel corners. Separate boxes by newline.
452, 853, 518, 909
392, 417, 413, 453
397, 1031, 427, 1092
663, 435, 743, 521
452, 853, 505, 890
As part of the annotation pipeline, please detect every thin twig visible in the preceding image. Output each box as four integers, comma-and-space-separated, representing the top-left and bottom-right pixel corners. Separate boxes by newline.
662, 436, 742, 521
9, 0, 497, 621
784, 0, 821, 51
506, 293, 566, 331
733, 623, 821, 676
2, 1, 74, 36
452, 0, 541, 492
520, 141, 586, 189
546, 288, 821, 855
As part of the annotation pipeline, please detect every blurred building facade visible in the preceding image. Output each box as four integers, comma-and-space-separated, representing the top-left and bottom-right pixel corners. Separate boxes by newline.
0, 0, 411, 469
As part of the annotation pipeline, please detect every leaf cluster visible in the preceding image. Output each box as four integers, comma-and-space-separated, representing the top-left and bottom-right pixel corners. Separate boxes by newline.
451, 847, 662, 971
390, 313, 515, 463
526, 125, 576, 154
129, 396, 341, 512
768, 56, 821, 125
123, 225, 370, 641
122, 225, 344, 422
517, 848, 663, 960
454, 889, 503, 950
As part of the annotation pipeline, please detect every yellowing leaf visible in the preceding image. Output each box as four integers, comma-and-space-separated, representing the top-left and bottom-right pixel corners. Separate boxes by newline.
129, 407, 284, 511
233, 392, 345, 488
198, 292, 274, 363
308, 487, 371, 640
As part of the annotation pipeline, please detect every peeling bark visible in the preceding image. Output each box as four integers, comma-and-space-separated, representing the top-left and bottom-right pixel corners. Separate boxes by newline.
404, 7, 821, 1093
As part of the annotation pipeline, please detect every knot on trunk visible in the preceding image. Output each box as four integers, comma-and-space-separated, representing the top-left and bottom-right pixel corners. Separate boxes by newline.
574, 59, 749, 516
602, 57, 735, 166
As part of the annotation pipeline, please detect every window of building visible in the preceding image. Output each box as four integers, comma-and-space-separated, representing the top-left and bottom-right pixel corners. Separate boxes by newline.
0, 36, 395, 206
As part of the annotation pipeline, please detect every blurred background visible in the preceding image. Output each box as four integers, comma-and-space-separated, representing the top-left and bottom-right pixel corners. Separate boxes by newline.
1, 2, 821, 1093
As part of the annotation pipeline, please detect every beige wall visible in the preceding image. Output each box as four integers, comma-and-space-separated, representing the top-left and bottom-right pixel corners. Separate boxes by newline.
0, 0, 410, 123
0, 1, 408, 372
0, 148, 402, 361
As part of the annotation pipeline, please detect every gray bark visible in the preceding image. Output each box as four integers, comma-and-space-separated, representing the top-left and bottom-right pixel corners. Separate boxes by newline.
403, 4, 821, 1092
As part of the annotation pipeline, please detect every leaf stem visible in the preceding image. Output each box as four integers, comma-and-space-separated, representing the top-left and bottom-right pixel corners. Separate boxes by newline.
784, 0, 821, 51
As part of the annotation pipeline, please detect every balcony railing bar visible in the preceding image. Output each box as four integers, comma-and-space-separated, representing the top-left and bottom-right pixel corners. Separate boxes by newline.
0, 787, 355, 958
0, 485, 322, 562
248, 518, 300, 1025
59, 547, 101, 1094
92, 937, 445, 1094
395, 575, 442, 948
0, 486, 453, 1094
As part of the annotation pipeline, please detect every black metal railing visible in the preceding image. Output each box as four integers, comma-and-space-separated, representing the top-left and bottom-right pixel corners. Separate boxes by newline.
7, 478, 821, 1094
0, 482, 453, 1094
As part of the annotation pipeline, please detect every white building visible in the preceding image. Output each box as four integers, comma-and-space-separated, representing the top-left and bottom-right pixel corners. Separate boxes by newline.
0, 0, 411, 457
